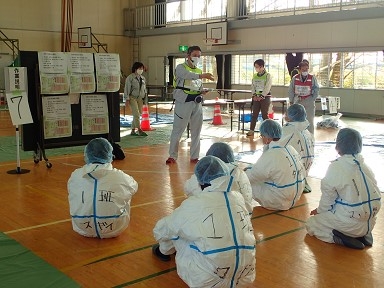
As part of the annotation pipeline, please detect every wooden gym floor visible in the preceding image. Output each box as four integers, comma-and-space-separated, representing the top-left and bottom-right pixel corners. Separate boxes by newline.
0, 108, 383, 287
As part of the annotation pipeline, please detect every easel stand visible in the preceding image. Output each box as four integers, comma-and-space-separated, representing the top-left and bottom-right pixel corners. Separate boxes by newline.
7, 125, 30, 175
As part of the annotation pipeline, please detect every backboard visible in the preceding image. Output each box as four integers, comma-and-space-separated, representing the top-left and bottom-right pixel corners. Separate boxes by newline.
206, 21, 228, 45
78, 27, 92, 48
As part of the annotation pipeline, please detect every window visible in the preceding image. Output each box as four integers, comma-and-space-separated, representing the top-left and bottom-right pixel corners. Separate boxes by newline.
341, 52, 355, 88
305, 53, 331, 87
247, 0, 300, 14
232, 54, 288, 86
231, 54, 262, 85
329, 53, 342, 88
231, 51, 384, 90
247, 0, 364, 14
268, 54, 289, 86
353, 52, 376, 89
201, 55, 217, 83
376, 52, 384, 90
207, 0, 227, 18
166, 1, 181, 23
166, 0, 227, 23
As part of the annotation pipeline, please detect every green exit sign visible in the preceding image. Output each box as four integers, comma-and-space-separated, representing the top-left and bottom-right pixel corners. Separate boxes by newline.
179, 45, 188, 52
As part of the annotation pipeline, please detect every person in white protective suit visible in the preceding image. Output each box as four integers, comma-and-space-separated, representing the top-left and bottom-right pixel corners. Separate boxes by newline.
166, 45, 215, 165
68, 138, 138, 238
281, 103, 315, 193
153, 156, 256, 287
306, 128, 381, 249
184, 142, 255, 215
245, 119, 305, 210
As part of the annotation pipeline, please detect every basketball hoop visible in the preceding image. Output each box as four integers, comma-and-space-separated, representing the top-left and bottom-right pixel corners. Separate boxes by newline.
78, 27, 92, 48
204, 38, 218, 51
71, 41, 88, 48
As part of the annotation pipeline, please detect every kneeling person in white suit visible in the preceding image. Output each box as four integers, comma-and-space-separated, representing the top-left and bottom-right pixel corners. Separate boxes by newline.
245, 119, 305, 210
281, 103, 315, 193
153, 156, 256, 287
306, 128, 381, 249
68, 138, 138, 238
184, 142, 255, 215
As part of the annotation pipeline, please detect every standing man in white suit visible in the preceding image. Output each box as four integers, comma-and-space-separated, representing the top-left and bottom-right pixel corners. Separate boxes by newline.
166, 45, 214, 164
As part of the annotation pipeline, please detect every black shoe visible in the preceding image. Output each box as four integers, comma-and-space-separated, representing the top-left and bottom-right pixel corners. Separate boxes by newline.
152, 244, 171, 262
332, 229, 365, 250
303, 180, 312, 193
356, 232, 373, 246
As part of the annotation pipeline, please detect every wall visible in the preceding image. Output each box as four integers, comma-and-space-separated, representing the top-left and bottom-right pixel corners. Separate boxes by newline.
0, 0, 133, 75
139, 16, 384, 57
138, 15, 384, 117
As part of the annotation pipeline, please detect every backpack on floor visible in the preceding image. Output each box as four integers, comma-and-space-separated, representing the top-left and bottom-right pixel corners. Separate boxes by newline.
111, 142, 125, 160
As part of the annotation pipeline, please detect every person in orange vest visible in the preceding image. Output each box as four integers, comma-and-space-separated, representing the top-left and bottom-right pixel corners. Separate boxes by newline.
166, 46, 214, 164
288, 61, 319, 134
290, 59, 309, 79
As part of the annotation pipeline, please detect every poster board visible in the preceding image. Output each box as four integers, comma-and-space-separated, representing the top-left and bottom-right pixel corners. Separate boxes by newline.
19, 51, 120, 152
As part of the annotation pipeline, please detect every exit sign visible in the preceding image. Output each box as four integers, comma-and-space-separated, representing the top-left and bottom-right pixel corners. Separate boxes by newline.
179, 45, 188, 52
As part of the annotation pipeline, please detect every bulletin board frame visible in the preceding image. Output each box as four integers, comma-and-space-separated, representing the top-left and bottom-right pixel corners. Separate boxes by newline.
19, 51, 120, 154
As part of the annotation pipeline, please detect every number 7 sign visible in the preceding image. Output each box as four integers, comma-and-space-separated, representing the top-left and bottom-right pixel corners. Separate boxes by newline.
4, 67, 33, 125
6, 91, 33, 125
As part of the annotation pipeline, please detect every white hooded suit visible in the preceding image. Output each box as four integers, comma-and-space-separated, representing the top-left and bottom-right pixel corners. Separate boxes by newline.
153, 174, 256, 288
306, 154, 381, 242
184, 163, 254, 215
281, 119, 315, 175
245, 140, 305, 210
68, 163, 138, 238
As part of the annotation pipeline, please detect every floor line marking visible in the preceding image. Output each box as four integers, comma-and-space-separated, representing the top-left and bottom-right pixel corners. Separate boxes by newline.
4, 196, 186, 234
112, 268, 177, 288
109, 226, 306, 287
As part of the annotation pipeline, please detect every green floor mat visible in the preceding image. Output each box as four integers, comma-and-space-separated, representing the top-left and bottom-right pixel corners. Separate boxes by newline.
0, 125, 174, 163
0, 232, 80, 288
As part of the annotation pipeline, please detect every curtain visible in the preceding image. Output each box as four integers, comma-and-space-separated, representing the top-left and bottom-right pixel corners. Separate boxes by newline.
286, 52, 303, 76
215, 55, 223, 89
61, 0, 74, 52
168, 56, 174, 86
224, 54, 232, 89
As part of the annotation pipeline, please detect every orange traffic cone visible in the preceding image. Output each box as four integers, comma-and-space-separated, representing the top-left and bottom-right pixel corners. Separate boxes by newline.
268, 103, 274, 119
140, 105, 153, 131
212, 103, 224, 125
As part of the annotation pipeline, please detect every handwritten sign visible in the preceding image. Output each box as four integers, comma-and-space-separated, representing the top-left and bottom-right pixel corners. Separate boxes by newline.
6, 91, 33, 125
4, 67, 33, 125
